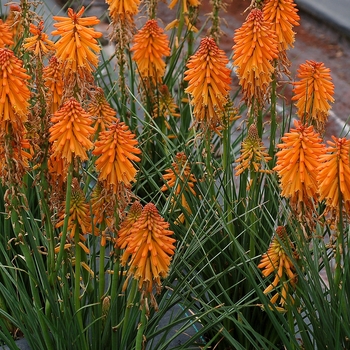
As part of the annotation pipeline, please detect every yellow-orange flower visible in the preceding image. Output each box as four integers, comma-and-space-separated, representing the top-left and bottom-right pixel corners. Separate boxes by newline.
232, 9, 278, 105
0, 48, 30, 130
274, 119, 325, 214
52, 7, 102, 75
161, 152, 197, 224
121, 203, 176, 293
0, 19, 14, 48
292, 60, 334, 132
169, 0, 200, 10
23, 21, 55, 58
263, 0, 300, 52
131, 20, 170, 84
43, 56, 64, 114
184, 37, 231, 130
49, 98, 94, 163
56, 178, 93, 251
258, 226, 298, 307
106, 0, 140, 22
92, 120, 141, 192
317, 136, 350, 220
87, 88, 118, 134
235, 124, 272, 176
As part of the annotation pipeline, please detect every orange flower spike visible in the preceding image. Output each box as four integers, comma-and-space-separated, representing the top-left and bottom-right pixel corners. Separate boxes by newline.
317, 136, 350, 218
49, 98, 94, 163
232, 9, 278, 105
52, 7, 102, 73
131, 20, 170, 84
292, 60, 334, 131
43, 56, 64, 114
106, 0, 140, 21
0, 48, 30, 129
88, 88, 118, 133
23, 21, 55, 58
235, 124, 272, 176
258, 226, 298, 306
122, 203, 176, 292
0, 19, 14, 48
274, 119, 325, 211
93, 120, 141, 191
263, 0, 300, 51
184, 37, 231, 130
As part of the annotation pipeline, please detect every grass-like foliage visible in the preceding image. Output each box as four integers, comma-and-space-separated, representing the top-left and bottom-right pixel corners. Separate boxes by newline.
0, 0, 349, 349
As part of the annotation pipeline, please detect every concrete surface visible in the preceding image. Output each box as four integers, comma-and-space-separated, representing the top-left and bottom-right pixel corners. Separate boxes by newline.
296, 0, 350, 38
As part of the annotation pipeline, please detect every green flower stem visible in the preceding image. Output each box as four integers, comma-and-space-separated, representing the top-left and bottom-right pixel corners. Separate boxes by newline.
135, 301, 147, 350
334, 193, 344, 288
55, 162, 73, 274
205, 129, 215, 202
99, 234, 106, 300
74, 228, 84, 332
269, 72, 277, 160
222, 123, 235, 237
110, 252, 121, 350
10, 203, 53, 350
121, 278, 139, 347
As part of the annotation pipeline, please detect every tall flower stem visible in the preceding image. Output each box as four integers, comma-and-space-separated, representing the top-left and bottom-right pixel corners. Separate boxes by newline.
99, 224, 107, 300
205, 129, 215, 202
110, 251, 121, 350
135, 301, 147, 350
54, 162, 73, 275
334, 192, 344, 288
10, 196, 53, 350
269, 71, 277, 160
74, 227, 85, 338
223, 122, 235, 237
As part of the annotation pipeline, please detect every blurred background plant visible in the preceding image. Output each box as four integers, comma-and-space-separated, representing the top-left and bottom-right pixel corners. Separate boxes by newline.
0, 0, 349, 349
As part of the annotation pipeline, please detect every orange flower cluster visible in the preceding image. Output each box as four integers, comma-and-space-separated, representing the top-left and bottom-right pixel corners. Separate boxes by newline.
106, 0, 140, 22
274, 120, 325, 215
52, 7, 102, 75
87, 88, 118, 134
161, 152, 197, 223
93, 120, 141, 192
0, 48, 30, 131
23, 21, 55, 58
49, 98, 94, 164
292, 60, 334, 132
117, 203, 176, 294
55, 178, 93, 253
232, 9, 278, 106
43, 56, 64, 114
317, 136, 350, 219
0, 20, 14, 48
131, 20, 170, 85
258, 226, 298, 307
185, 37, 231, 130
235, 124, 272, 176
263, 0, 300, 52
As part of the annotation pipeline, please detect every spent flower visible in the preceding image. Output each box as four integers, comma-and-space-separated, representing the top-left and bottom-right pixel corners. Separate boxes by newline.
258, 226, 298, 307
